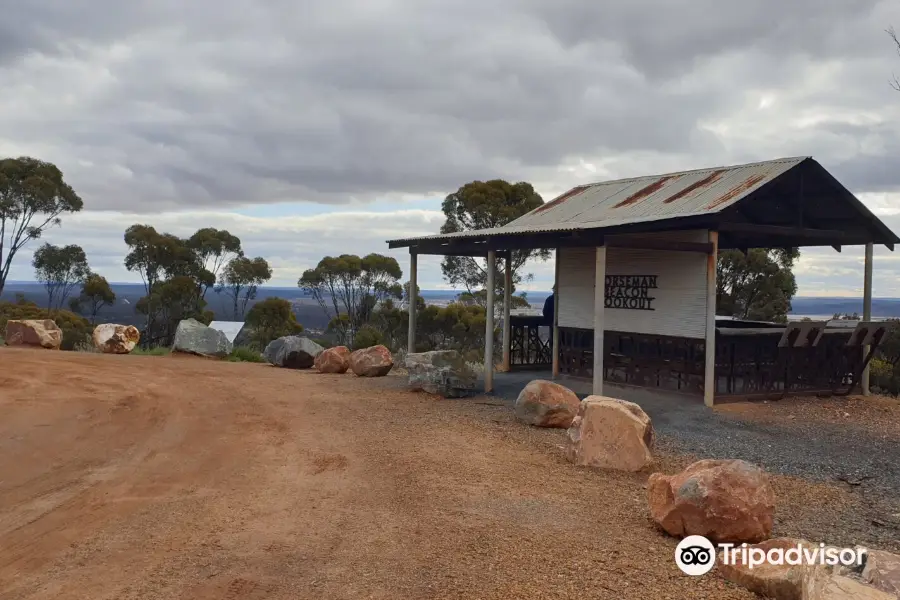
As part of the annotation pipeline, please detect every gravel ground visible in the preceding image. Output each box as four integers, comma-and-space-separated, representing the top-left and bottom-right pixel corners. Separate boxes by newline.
490, 372, 900, 553
3, 349, 896, 599
0, 349, 756, 600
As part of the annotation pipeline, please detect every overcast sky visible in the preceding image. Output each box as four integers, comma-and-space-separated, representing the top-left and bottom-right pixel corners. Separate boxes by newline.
2, 0, 900, 296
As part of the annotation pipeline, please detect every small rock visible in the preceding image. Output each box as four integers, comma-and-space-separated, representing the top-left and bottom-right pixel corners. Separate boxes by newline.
92, 324, 140, 354
647, 459, 775, 543
4, 319, 62, 349
406, 350, 477, 397
314, 346, 351, 373
349, 345, 394, 377
172, 318, 232, 358
514, 380, 581, 428
565, 396, 654, 472
264, 336, 324, 369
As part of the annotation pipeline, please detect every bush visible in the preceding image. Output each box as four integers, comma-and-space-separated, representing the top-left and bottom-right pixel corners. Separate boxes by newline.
0, 299, 91, 350
311, 337, 333, 349
245, 297, 303, 349
227, 346, 266, 363
131, 346, 171, 356
352, 324, 385, 350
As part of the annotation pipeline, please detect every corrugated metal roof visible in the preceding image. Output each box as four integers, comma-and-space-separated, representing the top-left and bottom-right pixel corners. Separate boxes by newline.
389, 157, 807, 244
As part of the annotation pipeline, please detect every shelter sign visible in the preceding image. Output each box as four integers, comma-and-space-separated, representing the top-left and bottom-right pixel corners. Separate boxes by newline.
604, 275, 657, 311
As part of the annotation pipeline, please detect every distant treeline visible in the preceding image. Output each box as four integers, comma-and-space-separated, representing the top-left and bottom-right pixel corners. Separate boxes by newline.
0, 282, 554, 332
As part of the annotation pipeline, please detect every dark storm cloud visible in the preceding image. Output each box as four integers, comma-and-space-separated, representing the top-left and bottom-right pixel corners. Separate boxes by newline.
529, 0, 889, 79
0, 0, 898, 212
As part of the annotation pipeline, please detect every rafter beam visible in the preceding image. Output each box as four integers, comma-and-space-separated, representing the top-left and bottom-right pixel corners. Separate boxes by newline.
605, 238, 714, 254
718, 222, 845, 240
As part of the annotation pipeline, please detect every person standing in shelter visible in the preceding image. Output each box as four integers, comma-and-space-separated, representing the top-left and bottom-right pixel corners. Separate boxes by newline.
542, 287, 555, 340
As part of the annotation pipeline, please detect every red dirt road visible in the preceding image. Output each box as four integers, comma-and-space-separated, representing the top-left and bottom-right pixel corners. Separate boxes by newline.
0, 349, 752, 599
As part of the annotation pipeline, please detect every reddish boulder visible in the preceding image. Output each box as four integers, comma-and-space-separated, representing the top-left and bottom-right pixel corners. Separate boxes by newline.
315, 346, 351, 374
718, 538, 815, 600
862, 549, 900, 597
803, 563, 895, 600
515, 380, 581, 428
349, 345, 394, 377
565, 396, 654, 471
4, 319, 62, 349
648, 459, 775, 543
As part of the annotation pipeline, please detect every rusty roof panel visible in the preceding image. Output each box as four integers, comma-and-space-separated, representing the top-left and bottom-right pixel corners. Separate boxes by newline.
387, 157, 811, 245
533, 185, 588, 214
704, 174, 768, 209
662, 169, 726, 204
613, 175, 681, 208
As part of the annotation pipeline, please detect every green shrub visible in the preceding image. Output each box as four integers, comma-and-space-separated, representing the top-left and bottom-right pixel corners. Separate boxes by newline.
244, 297, 303, 349
0, 299, 91, 350
131, 346, 171, 356
227, 346, 266, 363
352, 324, 385, 350
311, 337, 332, 349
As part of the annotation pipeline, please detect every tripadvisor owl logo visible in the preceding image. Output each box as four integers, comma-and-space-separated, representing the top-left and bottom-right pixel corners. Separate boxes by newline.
675, 536, 716, 576
674, 535, 867, 576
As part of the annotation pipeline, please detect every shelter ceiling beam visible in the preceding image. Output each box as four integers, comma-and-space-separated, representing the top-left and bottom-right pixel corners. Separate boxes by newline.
717, 222, 846, 240
605, 238, 714, 254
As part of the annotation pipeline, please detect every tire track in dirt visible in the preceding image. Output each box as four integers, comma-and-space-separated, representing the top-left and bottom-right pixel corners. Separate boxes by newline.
0, 350, 755, 599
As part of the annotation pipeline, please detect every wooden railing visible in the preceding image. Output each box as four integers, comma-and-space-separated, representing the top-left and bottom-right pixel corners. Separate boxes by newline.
559, 327, 705, 393
714, 322, 890, 398
508, 315, 552, 370
557, 322, 892, 399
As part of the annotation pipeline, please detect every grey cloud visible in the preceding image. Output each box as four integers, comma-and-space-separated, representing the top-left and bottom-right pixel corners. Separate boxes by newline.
6, 208, 449, 287
0, 0, 899, 214
530, 0, 887, 79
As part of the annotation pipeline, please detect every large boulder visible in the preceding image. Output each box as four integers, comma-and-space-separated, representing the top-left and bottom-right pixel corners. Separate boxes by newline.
722, 540, 899, 600
92, 324, 140, 354
264, 336, 324, 369
718, 538, 815, 600
862, 549, 900, 597
4, 319, 62, 349
648, 459, 775, 543
406, 350, 477, 397
172, 318, 232, 358
314, 346, 351, 374
515, 380, 580, 427
803, 564, 895, 600
349, 345, 394, 377
565, 396, 654, 471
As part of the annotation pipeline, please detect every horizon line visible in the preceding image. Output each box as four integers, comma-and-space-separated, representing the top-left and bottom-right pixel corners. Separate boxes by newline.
1, 280, 897, 300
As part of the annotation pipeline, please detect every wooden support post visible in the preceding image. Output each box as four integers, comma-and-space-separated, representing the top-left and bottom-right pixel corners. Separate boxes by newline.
552, 248, 561, 378
704, 231, 719, 407
484, 250, 496, 393
592, 246, 606, 396
407, 251, 417, 357
502, 251, 512, 371
862, 242, 874, 395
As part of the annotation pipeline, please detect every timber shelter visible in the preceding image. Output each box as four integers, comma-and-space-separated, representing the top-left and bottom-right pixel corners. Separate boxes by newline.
387, 157, 900, 406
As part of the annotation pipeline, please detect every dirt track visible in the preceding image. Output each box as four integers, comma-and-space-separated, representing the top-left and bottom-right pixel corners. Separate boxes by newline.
0, 349, 775, 599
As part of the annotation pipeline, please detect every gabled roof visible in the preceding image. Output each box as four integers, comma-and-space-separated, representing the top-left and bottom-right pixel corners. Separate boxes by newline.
388, 157, 899, 253
498, 157, 804, 233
